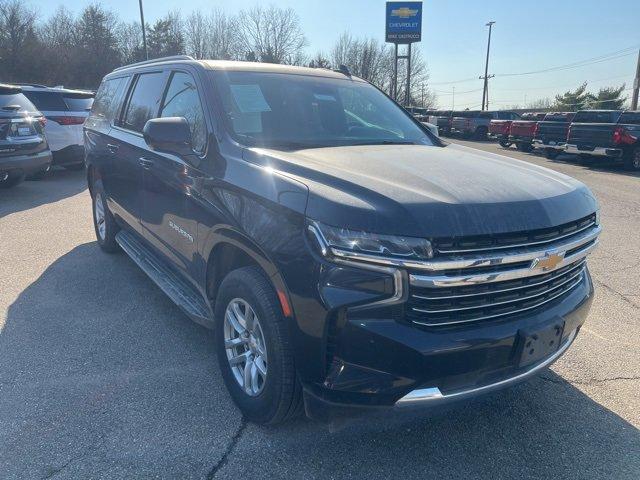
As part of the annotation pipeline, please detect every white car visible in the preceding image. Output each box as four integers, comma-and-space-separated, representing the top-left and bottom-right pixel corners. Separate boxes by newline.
19, 85, 94, 170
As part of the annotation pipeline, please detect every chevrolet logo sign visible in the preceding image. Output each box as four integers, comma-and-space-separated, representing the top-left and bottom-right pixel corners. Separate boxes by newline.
530, 251, 565, 271
391, 7, 419, 18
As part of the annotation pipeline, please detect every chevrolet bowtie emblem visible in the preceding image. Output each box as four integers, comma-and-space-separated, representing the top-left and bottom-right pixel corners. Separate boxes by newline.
391, 7, 419, 18
530, 251, 565, 271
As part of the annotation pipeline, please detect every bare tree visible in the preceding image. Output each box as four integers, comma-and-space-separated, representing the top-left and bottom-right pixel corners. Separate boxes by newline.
184, 10, 207, 59
396, 45, 435, 107
331, 33, 392, 89
205, 9, 242, 60
238, 5, 306, 64
308, 52, 331, 69
117, 21, 145, 64
148, 11, 184, 59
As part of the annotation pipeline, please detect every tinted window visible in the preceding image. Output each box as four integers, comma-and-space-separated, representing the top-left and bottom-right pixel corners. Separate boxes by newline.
0, 93, 37, 113
123, 72, 166, 132
213, 71, 434, 148
544, 113, 573, 122
22, 91, 68, 111
618, 112, 640, 125
573, 111, 621, 123
160, 72, 207, 153
88, 77, 127, 129
64, 95, 94, 111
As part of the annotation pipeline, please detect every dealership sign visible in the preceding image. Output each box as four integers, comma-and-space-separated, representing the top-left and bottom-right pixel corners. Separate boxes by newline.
385, 2, 422, 43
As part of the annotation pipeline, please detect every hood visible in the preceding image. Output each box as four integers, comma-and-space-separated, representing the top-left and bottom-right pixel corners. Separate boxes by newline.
247, 143, 597, 238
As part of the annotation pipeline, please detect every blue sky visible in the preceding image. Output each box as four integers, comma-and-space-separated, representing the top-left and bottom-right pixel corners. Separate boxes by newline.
31, 0, 640, 109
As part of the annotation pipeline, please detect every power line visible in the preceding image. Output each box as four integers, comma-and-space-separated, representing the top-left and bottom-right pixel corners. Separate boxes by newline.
430, 44, 640, 85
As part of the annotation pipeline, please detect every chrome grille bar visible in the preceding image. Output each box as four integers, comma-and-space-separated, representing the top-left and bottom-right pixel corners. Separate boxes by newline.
412, 261, 586, 301
412, 266, 585, 314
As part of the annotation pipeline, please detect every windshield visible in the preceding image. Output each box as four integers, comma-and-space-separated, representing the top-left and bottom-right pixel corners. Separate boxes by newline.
211, 71, 434, 149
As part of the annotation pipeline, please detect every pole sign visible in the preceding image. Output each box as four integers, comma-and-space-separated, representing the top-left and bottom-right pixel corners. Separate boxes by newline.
385, 2, 422, 43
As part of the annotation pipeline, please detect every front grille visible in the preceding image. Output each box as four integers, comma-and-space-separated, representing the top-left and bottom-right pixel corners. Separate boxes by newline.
407, 215, 600, 327
407, 260, 586, 326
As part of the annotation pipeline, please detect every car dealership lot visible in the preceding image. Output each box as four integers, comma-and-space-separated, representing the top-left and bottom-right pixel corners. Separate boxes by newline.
1, 149, 638, 479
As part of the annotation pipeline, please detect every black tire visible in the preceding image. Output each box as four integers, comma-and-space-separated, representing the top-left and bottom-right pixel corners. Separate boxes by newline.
624, 146, 640, 171
517, 142, 532, 152
498, 138, 512, 148
545, 148, 559, 159
474, 126, 488, 140
26, 164, 51, 181
63, 161, 85, 171
214, 266, 302, 425
91, 180, 120, 253
0, 171, 25, 189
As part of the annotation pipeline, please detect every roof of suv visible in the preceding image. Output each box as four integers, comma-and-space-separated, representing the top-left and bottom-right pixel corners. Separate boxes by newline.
111, 55, 366, 82
19, 85, 94, 96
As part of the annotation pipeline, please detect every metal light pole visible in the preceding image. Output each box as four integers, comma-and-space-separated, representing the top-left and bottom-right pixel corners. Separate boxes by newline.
139, 0, 148, 60
481, 21, 495, 111
631, 49, 640, 110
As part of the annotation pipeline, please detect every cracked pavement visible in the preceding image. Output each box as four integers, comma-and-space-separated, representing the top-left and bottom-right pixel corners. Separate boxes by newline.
1, 141, 638, 479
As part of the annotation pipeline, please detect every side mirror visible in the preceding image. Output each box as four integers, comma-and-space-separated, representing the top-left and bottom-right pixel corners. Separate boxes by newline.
143, 117, 194, 158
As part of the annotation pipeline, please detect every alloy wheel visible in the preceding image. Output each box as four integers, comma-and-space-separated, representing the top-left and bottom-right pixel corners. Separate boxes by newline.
223, 298, 268, 397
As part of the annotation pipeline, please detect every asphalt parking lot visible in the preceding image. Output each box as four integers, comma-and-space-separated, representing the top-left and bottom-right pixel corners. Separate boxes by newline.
1, 143, 638, 479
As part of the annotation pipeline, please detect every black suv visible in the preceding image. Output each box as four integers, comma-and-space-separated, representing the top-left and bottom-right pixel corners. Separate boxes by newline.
0, 84, 52, 188
85, 56, 600, 424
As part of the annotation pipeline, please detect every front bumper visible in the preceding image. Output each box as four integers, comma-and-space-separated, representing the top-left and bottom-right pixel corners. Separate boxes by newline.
532, 139, 566, 150
302, 264, 593, 410
565, 144, 623, 157
0, 149, 52, 175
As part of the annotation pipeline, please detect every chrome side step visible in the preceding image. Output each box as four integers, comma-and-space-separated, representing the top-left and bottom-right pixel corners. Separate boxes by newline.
396, 329, 577, 407
115, 230, 213, 328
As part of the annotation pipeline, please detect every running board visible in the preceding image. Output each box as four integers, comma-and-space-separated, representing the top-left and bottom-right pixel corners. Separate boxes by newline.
115, 230, 213, 328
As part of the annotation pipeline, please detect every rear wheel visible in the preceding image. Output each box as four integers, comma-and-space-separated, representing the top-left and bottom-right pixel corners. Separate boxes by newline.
214, 266, 302, 424
545, 148, 559, 159
91, 180, 120, 253
0, 171, 25, 189
624, 146, 640, 171
517, 142, 532, 152
474, 126, 488, 140
26, 164, 51, 181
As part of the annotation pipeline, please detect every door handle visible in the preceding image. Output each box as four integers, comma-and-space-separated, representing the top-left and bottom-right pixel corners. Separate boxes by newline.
139, 157, 155, 169
106, 143, 119, 154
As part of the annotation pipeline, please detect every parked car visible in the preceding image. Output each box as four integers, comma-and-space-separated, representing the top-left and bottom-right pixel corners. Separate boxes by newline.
565, 110, 640, 169
452, 110, 519, 140
508, 112, 547, 152
0, 84, 52, 188
427, 110, 453, 135
86, 56, 600, 424
20, 85, 94, 170
532, 112, 575, 159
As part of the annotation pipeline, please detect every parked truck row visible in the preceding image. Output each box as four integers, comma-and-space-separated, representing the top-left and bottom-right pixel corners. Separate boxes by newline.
411, 108, 640, 170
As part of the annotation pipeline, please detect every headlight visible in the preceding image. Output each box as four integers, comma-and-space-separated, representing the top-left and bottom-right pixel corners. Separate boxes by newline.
309, 221, 433, 261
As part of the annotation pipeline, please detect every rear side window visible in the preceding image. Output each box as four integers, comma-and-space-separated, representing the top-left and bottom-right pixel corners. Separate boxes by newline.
618, 112, 640, 125
64, 95, 94, 111
88, 77, 128, 128
122, 72, 166, 132
0, 93, 37, 113
160, 71, 207, 153
22, 91, 68, 111
573, 111, 621, 123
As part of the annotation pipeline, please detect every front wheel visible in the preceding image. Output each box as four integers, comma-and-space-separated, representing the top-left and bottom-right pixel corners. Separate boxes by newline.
498, 138, 512, 148
624, 146, 640, 171
214, 266, 302, 424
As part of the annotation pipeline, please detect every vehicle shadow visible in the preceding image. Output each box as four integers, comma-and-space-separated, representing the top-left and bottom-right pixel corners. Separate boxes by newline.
1, 243, 638, 479
0, 168, 87, 219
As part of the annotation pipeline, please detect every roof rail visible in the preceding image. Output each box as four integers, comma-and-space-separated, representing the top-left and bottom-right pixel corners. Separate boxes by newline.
11, 82, 48, 88
114, 55, 195, 72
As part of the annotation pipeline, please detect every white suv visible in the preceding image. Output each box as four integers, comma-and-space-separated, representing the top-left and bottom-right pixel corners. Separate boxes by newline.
20, 85, 94, 170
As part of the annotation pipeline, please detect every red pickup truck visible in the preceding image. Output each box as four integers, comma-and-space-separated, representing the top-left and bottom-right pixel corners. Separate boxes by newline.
509, 112, 547, 151
489, 119, 514, 147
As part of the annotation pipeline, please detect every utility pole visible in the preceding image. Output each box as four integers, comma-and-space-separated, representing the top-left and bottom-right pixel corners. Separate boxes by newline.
138, 0, 148, 60
480, 21, 495, 111
632, 49, 640, 110
405, 43, 412, 107
452, 86, 455, 110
